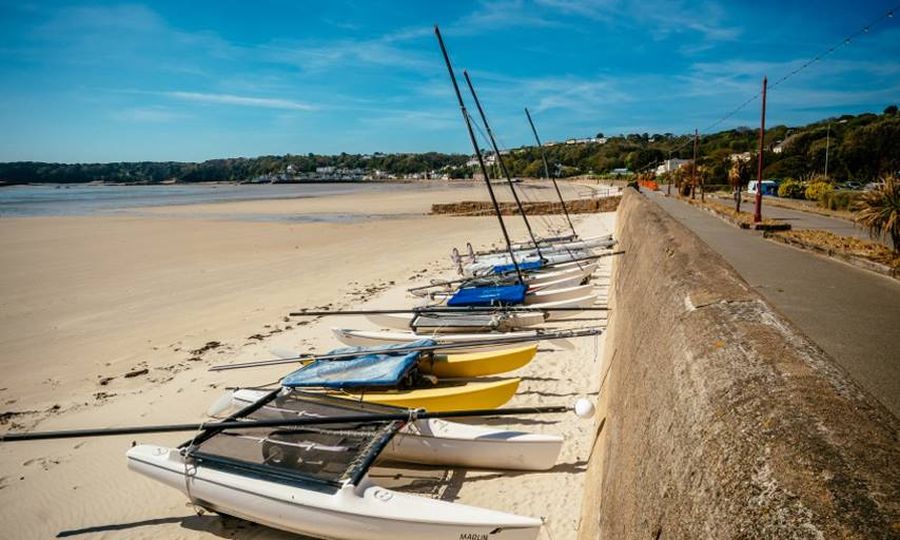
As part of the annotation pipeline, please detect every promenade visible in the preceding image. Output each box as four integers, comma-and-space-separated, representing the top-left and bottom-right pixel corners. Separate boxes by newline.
648, 190, 900, 418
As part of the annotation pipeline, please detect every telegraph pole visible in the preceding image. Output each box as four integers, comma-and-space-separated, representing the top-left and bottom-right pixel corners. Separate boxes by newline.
753, 76, 768, 223
693, 129, 701, 201
666, 151, 672, 196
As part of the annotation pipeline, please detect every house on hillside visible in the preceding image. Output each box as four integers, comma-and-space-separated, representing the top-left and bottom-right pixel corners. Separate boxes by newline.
729, 152, 753, 163
565, 137, 607, 145
654, 158, 692, 176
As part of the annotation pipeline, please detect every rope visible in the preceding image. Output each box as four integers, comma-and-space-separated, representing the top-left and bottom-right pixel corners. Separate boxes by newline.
182, 421, 207, 515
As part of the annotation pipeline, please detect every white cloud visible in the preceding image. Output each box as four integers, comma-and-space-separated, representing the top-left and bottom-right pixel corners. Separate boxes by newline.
164, 91, 316, 111
533, 0, 740, 41
114, 106, 186, 123
452, 0, 563, 33
260, 26, 435, 73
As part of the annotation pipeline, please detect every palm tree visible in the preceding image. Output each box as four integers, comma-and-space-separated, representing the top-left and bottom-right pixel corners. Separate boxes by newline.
854, 175, 900, 253
728, 158, 752, 212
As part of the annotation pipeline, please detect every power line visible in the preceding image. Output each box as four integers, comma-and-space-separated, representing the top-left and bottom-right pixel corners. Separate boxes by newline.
702, 4, 897, 135
634, 4, 898, 175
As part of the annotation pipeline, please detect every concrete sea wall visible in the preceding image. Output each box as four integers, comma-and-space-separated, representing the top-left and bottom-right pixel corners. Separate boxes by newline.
579, 189, 900, 538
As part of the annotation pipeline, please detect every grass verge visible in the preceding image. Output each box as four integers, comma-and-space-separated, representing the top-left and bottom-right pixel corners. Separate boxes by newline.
766, 229, 899, 280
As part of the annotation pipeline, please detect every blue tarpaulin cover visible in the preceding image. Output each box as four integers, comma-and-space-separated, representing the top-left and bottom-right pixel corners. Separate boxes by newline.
447, 284, 527, 307
281, 340, 433, 388
492, 260, 544, 274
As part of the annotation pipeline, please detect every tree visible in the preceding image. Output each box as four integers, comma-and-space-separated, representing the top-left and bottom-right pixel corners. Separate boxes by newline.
595, 132, 604, 138
884, 105, 898, 116
854, 175, 900, 253
729, 158, 753, 211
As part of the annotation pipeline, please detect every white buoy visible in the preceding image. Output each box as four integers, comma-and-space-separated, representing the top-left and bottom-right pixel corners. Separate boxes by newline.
206, 390, 235, 417
574, 398, 595, 419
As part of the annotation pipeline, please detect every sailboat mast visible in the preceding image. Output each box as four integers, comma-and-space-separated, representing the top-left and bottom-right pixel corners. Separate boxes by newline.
525, 107, 577, 237
434, 25, 523, 283
463, 70, 544, 260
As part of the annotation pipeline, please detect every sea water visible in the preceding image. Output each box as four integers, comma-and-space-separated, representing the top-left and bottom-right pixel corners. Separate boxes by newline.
0, 182, 444, 221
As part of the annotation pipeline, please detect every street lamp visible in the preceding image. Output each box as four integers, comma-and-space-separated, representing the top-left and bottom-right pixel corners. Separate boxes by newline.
824, 119, 847, 181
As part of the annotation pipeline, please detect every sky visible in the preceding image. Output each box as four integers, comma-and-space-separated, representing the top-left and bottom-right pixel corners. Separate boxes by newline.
0, 0, 898, 163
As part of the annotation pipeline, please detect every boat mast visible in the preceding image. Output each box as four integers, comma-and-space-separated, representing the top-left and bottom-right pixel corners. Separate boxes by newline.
525, 107, 577, 238
463, 71, 544, 260
434, 25, 523, 284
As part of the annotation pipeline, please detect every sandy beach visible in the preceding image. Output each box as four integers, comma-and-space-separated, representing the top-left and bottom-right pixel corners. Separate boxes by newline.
0, 180, 615, 539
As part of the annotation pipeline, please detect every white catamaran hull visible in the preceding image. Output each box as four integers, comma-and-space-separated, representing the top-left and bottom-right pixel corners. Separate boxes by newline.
366, 293, 596, 331
524, 262, 597, 285
467, 248, 590, 268
432, 284, 594, 306
364, 311, 546, 332
333, 327, 545, 353
541, 294, 600, 321
524, 284, 593, 304
463, 250, 592, 277
470, 234, 613, 257
492, 233, 614, 254
231, 389, 563, 471
127, 445, 541, 540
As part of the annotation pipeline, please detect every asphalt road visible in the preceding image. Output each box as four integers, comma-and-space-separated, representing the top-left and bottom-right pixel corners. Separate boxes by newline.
648, 191, 900, 418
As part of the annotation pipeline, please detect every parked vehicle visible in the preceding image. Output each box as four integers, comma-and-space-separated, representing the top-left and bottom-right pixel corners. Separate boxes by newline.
748, 179, 780, 195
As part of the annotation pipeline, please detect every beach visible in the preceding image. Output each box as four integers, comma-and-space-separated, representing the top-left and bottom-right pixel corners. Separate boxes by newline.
0, 180, 615, 539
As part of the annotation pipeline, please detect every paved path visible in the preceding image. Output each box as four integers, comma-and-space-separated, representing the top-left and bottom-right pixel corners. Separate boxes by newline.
647, 191, 900, 418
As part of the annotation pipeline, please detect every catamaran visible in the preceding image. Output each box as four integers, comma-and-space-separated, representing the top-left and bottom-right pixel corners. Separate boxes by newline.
224, 388, 564, 471
127, 386, 545, 539
277, 339, 521, 411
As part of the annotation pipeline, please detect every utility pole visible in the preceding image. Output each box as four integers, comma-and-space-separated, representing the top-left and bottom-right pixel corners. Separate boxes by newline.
824, 122, 831, 181
693, 129, 702, 202
753, 76, 767, 223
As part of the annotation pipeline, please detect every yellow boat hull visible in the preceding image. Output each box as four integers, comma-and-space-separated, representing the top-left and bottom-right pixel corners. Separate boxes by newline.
333, 378, 521, 412
420, 344, 537, 378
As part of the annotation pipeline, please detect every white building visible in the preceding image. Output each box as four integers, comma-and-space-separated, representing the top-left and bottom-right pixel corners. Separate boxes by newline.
654, 158, 692, 176
465, 153, 497, 167
565, 137, 607, 145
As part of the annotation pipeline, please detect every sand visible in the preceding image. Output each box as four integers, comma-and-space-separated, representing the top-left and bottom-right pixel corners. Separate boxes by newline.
0, 180, 616, 539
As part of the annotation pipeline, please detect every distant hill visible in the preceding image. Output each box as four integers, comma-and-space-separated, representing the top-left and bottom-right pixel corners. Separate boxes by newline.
2, 106, 897, 184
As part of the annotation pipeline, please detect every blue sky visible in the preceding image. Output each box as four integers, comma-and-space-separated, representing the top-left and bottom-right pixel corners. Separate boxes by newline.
1, 0, 898, 162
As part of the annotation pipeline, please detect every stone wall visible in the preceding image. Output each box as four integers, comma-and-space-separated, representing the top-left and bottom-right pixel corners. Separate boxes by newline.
579, 188, 900, 539
430, 196, 620, 216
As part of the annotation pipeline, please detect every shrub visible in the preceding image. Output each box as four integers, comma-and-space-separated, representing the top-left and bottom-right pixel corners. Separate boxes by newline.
778, 178, 805, 199
805, 181, 834, 201
854, 175, 900, 253
819, 190, 863, 211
